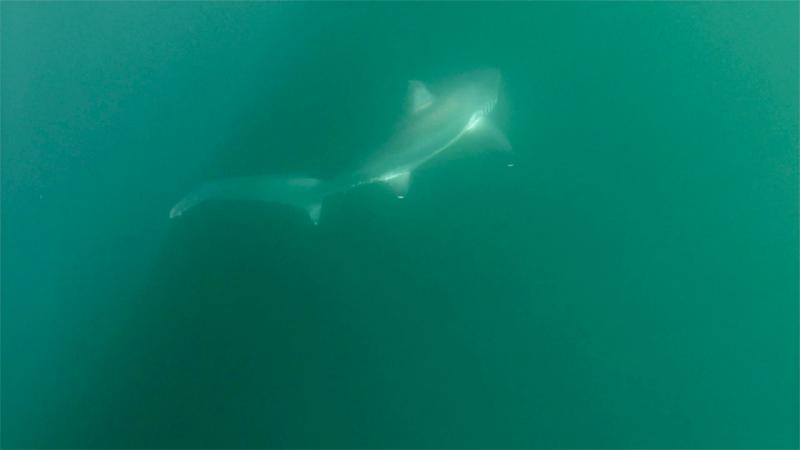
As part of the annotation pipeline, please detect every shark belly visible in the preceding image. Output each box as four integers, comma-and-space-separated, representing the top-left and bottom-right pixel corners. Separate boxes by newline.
356, 117, 468, 185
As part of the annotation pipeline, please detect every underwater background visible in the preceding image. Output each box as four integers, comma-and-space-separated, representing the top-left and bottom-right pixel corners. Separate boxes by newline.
2, 2, 798, 448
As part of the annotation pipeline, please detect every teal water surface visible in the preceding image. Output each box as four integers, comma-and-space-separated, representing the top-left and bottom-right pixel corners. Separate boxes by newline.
2, 2, 798, 448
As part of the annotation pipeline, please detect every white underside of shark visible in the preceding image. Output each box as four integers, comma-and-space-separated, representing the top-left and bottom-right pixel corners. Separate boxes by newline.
171, 69, 511, 224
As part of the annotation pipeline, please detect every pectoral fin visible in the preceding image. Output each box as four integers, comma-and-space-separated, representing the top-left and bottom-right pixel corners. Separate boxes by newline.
476, 119, 512, 152
384, 172, 411, 198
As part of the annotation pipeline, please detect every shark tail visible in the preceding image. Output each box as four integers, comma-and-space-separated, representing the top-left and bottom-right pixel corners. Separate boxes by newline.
170, 175, 336, 224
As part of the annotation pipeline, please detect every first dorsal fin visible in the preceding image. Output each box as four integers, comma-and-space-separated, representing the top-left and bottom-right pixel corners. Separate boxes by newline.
407, 80, 433, 113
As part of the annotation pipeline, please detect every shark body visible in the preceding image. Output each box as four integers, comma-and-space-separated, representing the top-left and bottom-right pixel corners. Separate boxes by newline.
171, 69, 510, 224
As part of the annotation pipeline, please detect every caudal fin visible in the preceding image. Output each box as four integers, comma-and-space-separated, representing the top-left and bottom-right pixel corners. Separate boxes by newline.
170, 175, 330, 224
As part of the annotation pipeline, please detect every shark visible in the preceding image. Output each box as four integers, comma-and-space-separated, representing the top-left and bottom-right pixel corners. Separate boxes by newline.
170, 69, 511, 224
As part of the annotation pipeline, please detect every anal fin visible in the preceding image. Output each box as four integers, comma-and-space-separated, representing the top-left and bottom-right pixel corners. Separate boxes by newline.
307, 203, 322, 225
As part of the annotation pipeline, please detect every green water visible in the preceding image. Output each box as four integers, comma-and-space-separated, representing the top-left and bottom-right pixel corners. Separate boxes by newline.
2, 2, 798, 448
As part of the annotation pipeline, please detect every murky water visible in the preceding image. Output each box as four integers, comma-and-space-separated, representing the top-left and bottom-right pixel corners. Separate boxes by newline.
2, 2, 797, 448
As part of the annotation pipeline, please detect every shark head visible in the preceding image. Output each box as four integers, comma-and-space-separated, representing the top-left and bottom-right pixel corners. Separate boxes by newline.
445, 68, 502, 131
